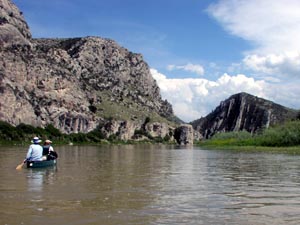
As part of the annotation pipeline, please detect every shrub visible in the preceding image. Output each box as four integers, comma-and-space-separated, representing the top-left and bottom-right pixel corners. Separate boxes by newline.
201, 131, 255, 146
68, 133, 89, 143
86, 129, 105, 142
45, 124, 62, 137
257, 120, 300, 147
0, 121, 21, 140
203, 121, 300, 147
16, 123, 38, 135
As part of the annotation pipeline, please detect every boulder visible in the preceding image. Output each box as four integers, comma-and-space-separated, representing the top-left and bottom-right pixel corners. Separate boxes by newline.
174, 124, 194, 145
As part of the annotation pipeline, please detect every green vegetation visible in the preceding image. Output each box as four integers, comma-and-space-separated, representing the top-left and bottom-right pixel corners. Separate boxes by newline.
198, 120, 300, 151
3, 116, 300, 150
0, 121, 64, 145
199, 130, 255, 146
256, 120, 300, 147
95, 91, 178, 127
0, 121, 106, 145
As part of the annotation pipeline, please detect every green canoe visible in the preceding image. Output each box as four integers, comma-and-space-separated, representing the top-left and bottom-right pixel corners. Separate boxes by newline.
26, 159, 57, 168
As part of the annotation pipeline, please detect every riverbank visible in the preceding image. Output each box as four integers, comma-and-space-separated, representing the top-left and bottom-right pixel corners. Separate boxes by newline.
196, 120, 300, 153
0, 121, 176, 146
4, 139, 300, 155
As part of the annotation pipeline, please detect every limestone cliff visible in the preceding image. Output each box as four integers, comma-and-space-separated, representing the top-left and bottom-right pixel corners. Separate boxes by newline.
0, 0, 178, 137
174, 124, 194, 145
191, 92, 299, 139
0, 0, 31, 47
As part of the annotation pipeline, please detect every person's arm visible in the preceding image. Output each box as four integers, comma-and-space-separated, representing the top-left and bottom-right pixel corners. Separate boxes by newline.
26, 145, 33, 160
49, 146, 54, 152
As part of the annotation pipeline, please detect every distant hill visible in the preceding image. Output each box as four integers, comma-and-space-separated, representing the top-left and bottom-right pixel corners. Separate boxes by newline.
191, 92, 299, 139
0, 0, 181, 140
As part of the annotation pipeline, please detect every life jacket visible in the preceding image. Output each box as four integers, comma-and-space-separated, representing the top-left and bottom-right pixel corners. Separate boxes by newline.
43, 145, 50, 155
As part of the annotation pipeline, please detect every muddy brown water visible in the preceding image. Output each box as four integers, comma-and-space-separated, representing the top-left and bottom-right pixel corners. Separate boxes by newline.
1, 145, 300, 225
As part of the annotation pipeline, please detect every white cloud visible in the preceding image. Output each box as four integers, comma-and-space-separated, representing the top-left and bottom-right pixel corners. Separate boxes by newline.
207, 0, 300, 53
207, 0, 300, 78
243, 52, 300, 77
149, 1, 300, 122
152, 68, 300, 122
167, 63, 205, 75
151, 68, 271, 122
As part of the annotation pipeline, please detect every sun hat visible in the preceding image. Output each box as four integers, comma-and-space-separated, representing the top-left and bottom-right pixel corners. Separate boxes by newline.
45, 139, 52, 144
31, 137, 41, 144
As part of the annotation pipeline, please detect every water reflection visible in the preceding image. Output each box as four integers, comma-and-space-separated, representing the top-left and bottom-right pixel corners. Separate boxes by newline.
26, 167, 57, 193
2, 146, 300, 224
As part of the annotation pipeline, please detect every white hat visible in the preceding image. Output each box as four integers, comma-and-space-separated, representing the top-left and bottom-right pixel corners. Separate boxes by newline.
45, 139, 52, 144
31, 137, 41, 144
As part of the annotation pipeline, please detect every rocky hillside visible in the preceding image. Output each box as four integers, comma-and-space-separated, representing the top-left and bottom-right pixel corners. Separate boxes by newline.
191, 92, 299, 139
0, 0, 179, 138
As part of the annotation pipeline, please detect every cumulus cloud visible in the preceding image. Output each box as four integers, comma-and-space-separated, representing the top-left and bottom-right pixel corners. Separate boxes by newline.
167, 63, 205, 76
243, 52, 300, 77
151, 68, 270, 122
207, 0, 300, 53
150, 1, 300, 122
207, 0, 300, 77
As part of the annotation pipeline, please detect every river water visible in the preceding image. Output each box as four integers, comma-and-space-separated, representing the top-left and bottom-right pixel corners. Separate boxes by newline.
1, 145, 300, 225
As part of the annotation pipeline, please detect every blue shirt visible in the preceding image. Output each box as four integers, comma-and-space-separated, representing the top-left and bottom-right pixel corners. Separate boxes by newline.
26, 144, 43, 161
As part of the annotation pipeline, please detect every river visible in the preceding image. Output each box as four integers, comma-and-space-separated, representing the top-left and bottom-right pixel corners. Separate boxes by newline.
1, 145, 300, 225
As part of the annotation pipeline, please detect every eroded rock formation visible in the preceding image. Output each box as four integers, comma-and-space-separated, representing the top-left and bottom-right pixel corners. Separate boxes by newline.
0, 0, 178, 137
191, 92, 298, 139
174, 124, 194, 145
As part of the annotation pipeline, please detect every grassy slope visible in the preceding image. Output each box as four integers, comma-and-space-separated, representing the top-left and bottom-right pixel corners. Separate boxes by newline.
196, 120, 300, 153
96, 91, 178, 126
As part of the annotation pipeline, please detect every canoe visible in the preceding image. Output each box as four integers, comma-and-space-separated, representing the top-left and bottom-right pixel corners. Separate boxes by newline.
26, 159, 57, 168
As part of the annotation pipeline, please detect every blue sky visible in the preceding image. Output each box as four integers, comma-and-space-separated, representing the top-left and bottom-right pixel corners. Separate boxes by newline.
13, 0, 300, 122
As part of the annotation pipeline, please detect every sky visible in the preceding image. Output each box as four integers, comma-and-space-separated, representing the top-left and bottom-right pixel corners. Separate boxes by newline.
13, 0, 300, 122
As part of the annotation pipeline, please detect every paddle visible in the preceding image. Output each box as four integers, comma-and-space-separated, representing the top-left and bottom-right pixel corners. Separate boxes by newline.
16, 160, 25, 170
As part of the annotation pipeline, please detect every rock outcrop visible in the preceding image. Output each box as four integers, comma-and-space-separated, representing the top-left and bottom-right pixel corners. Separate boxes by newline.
145, 122, 170, 139
191, 92, 299, 139
174, 124, 194, 145
0, 0, 179, 137
0, 0, 31, 47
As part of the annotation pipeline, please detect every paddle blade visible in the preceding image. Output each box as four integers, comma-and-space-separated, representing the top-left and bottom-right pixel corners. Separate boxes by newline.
16, 163, 24, 170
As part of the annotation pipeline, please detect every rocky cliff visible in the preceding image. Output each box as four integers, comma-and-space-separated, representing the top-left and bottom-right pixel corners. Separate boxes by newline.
191, 92, 299, 139
174, 124, 194, 145
0, 0, 179, 138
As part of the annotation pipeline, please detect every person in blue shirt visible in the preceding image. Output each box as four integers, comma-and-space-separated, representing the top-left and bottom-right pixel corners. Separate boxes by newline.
25, 137, 43, 162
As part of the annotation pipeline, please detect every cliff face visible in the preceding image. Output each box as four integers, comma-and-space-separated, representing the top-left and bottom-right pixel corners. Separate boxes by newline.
0, 0, 31, 47
0, 0, 177, 136
191, 92, 299, 139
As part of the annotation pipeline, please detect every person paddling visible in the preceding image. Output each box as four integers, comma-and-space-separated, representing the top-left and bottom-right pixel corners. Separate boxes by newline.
26, 137, 43, 161
16, 137, 43, 169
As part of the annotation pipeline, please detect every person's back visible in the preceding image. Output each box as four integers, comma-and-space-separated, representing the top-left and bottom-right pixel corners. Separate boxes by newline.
26, 137, 43, 161
42, 145, 50, 156
42, 139, 57, 160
